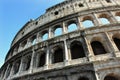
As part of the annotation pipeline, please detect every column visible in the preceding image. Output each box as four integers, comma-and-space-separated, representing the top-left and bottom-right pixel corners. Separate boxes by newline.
18, 43, 22, 52
62, 22, 67, 33
9, 63, 15, 77
3, 65, 9, 80
109, 11, 118, 23
64, 40, 70, 65
105, 32, 117, 57
48, 28, 52, 39
78, 16, 84, 29
45, 44, 50, 69
18, 57, 23, 74
29, 48, 35, 73
36, 33, 40, 43
82, 32, 95, 61
27, 38, 31, 47
93, 13, 102, 26
77, 17, 82, 30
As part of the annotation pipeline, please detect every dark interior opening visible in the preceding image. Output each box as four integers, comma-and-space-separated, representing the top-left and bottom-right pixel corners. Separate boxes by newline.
91, 41, 107, 55
70, 41, 85, 59
24, 55, 31, 71
79, 3, 84, 7
113, 38, 120, 50
78, 77, 89, 80
53, 48, 64, 63
38, 53, 46, 67
104, 76, 118, 80
106, 0, 111, 3
14, 60, 20, 74
54, 11, 59, 15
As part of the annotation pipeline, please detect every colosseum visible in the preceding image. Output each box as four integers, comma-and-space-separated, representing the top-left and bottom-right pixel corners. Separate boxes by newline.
0, 0, 120, 80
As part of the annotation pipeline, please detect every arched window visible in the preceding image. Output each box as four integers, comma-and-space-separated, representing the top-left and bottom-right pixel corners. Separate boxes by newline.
70, 41, 85, 59
91, 41, 107, 55
13, 60, 21, 74
31, 35, 36, 45
113, 37, 120, 50
21, 40, 27, 48
68, 23, 77, 32
104, 75, 119, 80
115, 12, 120, 21
54, 27, 62, 36
38, 53, 46, 67
99, 14, 110, 25
83, 20, 94, 28
42, 32, 48, 41
6, 64, 12, 78
82, 16, 94, 28
53, 47, 64, 63
99, 18, 110, 24
23, 55, 31, 71
78, 77, 89, 80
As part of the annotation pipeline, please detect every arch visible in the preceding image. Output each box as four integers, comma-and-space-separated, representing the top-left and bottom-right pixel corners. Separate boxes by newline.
52, 47, 64, 63
91, 41, 107, 55
78, 77, 89, 80
54, 26, 62, 36
67, 21, 77, 32
6, 64, 12, 78
115, 12, 120, 21
106, 0, 112, 3
23, 55, 31, 71
13, 60, 21, 74
21, 40, 27, 48
38, 52, 46, 67
104, 74, 120, 80
82, 16, 94, 28
70, 41, 85, 59
42, 31, 48, 41
98, 13, 110, 24
31, 35, 36, 45
113, 37, 120, 50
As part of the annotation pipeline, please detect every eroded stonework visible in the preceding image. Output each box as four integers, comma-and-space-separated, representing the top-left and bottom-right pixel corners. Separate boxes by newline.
0, 0, 120, 80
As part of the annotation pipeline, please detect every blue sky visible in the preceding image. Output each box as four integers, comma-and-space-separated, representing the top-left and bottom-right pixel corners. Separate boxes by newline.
0, 0, 64, 68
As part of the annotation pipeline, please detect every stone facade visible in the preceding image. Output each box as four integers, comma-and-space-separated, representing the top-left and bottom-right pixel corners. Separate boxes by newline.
0, 0, 120, 80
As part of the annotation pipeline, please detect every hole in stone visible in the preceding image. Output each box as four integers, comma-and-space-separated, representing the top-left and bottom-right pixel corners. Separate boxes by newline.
54, 11, 59, 15
79, 3, 84, 7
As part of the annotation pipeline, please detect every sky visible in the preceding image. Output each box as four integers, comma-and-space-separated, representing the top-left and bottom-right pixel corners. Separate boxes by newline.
0, 0, 65, 68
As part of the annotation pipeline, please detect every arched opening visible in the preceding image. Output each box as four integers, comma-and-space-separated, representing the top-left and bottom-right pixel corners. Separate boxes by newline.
99, 18, 110, 24
70, 41, 85, 59
31, 35, 36, 45
78, 77, 89, 80
115, 12, 120, 21
68, 23, 77, 32
99, 14, 110, 25
38, 53, 46, 67
82, 16, 94, 28
106, 0, 112, 3
23, 55, 31, 71
54, 27, 62, 36
104, 75, 119, 80
13, 60, 21, 74
113, 38, 120, 50
6, 64, 12, 78
53, 47, 64, 63
83, 20, 94, 28
91, 41, 107, 55
42, 32, 48, 41
21, 40, 27, 49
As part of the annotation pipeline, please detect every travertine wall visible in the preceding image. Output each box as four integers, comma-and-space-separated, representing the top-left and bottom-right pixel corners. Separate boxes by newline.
0, 0, 120, 80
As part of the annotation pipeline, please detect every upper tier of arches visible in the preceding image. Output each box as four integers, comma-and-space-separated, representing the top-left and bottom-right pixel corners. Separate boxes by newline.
11, 0, 120, 47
